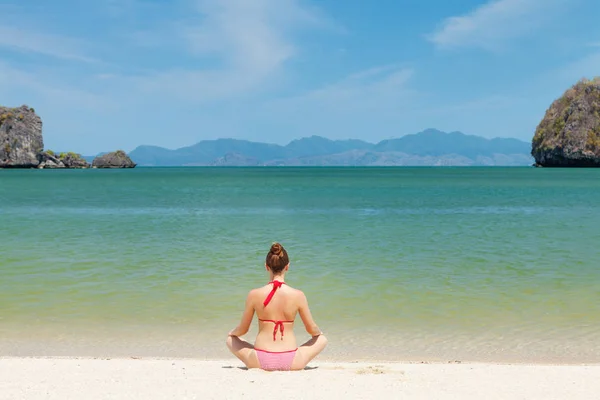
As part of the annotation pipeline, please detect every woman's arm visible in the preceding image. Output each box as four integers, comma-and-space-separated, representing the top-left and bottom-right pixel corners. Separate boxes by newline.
228, 291, 255, 337
298, 291, 323, 337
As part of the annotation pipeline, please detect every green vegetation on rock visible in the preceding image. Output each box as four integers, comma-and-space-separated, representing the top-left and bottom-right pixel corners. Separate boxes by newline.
532, 77, 600, 167
38, 149, 90, 169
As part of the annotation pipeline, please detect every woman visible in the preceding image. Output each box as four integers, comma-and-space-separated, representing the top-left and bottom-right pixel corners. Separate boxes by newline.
226, 243, 328, 371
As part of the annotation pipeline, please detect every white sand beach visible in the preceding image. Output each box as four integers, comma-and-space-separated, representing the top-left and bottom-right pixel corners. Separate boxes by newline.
1, 358, 599, 400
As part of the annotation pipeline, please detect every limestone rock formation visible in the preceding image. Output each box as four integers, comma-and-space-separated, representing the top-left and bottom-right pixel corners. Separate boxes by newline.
532, 78, 600, 167
92, 150, 136, 168
38, 151, 90, 169
0, 105, 43, 168
37, 151, 65, 169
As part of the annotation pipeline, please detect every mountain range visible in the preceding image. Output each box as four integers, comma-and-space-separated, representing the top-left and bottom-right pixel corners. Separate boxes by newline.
110, 129, 533, 167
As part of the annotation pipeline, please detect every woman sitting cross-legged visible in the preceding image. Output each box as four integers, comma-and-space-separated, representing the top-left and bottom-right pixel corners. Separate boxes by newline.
226, 243, 328, 371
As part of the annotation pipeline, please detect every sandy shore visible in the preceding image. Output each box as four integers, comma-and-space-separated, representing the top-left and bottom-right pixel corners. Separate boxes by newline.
1, 358, 599, 400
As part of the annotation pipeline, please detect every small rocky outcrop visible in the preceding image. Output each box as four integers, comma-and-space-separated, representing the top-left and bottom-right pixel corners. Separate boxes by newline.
0, 105, 43, 168
37, 151, 64, 169
532, 78, 600, 167
59, 152, 90, 168
92, 150, 136, 168
38, 150, 90, 169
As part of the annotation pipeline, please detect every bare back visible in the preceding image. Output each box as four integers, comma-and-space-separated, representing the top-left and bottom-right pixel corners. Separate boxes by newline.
250, 282, 319, 352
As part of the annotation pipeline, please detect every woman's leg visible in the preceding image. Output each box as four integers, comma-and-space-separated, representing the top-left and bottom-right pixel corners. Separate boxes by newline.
226, 336, 260, 369
291, 334, 328, 370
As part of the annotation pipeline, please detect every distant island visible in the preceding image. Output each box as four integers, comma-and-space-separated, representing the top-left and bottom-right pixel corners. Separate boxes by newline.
123, 129, 533, 167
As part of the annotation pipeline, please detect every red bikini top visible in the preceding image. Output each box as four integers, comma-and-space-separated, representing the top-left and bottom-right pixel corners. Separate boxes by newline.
259, 280, 294, 341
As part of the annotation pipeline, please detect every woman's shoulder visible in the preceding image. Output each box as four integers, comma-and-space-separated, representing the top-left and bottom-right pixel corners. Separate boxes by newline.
246, 284, 276, 297
282, 284, 305, 298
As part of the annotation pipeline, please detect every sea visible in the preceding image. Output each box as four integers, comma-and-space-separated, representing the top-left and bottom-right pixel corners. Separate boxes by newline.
1, 167, 599, 363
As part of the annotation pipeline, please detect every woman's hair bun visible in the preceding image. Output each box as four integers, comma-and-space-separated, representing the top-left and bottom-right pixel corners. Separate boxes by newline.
270, 242, 283, 256
266, 242, 289, 273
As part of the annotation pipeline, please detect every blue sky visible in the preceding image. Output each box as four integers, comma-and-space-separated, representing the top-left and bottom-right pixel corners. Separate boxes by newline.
1, 0, 600, 154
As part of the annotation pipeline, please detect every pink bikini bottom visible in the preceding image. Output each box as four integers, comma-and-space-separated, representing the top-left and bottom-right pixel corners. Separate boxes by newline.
255, 348, 297, 371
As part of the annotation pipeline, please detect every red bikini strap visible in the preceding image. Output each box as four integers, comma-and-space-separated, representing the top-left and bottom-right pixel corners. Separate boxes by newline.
263, 280, 285, 307
273, 321, 285, 341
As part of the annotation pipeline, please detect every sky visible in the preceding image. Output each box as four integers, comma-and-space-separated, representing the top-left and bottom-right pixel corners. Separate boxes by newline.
1, 0, 600, 154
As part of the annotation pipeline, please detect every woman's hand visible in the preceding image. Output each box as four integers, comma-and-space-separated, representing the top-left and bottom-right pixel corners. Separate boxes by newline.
228, 292, 255, 338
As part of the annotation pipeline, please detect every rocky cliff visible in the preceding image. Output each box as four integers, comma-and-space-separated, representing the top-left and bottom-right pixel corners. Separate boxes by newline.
532, 78, 600, 167
0, 105, 43, 168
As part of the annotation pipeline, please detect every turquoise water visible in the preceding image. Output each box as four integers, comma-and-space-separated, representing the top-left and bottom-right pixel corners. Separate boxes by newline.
1, 167, 599, 363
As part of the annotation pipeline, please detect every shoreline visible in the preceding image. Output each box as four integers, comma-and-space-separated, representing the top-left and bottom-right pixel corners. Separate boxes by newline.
2, 355, 600, 367
1, 357, 599, 400
3, 349, 599, 366
3, 329, 599, 365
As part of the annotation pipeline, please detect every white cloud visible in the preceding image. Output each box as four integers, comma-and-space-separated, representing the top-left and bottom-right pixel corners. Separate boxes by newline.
124, 0, 329, 102
0, 0, 336, 111
0, 63, 105, 109
183, 0, 296, 75
428, 0, 566, 51
129, 69, 256, 102
267, 65, 416, 113
0, 26, 95, 62
0, 0, 338, 106
310, 67, 413, 102
345, 65, 404, 81
102, 0, 138, 17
